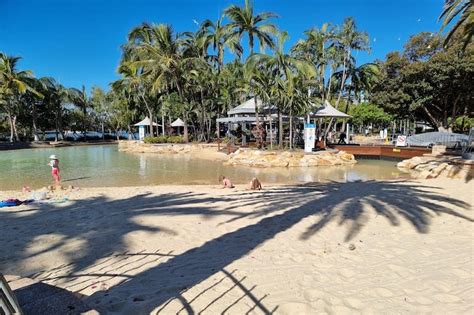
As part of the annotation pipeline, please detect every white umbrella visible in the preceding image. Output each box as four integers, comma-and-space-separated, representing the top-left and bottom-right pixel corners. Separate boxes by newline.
311, 101, 351, 118
171, 118, 185, 127
133, 117, 160, 126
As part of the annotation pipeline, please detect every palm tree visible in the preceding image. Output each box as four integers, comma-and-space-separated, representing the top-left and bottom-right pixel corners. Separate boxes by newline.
292, 23, 336, 101
439, 0, 473, 48
39, 77, 71, 141
0, 53, 40, 142
334, 18, 369, 109
70, 85, 91, 140
224, 0, 278, 55
247, 31, 316, 148
199, 17, 243, 71
127, 23, 194, 141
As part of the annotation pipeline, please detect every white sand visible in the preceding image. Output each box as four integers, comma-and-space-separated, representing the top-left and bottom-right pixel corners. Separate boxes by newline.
1, 178, 473, 314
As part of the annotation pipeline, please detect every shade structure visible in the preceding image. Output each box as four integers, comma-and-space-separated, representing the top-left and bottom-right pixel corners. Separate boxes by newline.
133, 117, 160, 127
227, 98, 263, 115
216, 116, 257, 123
311, 101, 351, 118
171, 118, 185, 127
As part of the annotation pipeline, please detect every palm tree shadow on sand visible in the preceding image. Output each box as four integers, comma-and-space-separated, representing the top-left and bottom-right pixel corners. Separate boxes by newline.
1, 180, 472, 313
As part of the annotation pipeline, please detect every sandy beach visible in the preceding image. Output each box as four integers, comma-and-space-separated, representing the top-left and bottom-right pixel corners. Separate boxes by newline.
1, 178, 473, 314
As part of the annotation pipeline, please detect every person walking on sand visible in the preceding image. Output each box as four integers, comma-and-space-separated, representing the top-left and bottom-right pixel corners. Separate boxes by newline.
219, 175, 234, 188
48, 154, 61, 186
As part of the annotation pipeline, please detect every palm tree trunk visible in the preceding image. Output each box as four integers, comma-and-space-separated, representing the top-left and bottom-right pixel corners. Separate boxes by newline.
183, 116, 189, 142
82, 107, 87, 141
335, 49, 350, 109
32, 102, 39, 141
12, 115, 20, 142
278, 110, 283, 147
175, 82, 189, 142
249, 33, 254, 55
289, 107, 293, 150
326, 68, 334, 101
254, 97, 259, 125
7, 113, 14, 143
162, 113, 165, 135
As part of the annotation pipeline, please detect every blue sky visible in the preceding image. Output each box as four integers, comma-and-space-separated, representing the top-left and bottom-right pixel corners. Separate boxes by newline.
1, 0, 444, 91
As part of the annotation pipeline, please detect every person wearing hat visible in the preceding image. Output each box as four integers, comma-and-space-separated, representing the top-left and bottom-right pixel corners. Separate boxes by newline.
48, 154, 61, 185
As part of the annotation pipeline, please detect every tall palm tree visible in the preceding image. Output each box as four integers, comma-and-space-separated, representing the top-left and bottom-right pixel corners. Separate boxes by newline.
127, 23, 200, 142
224, 0, 278, 55
70, 85, 91, 140
247, 31, 316, 148
439, 0, 473, 48
199, 17, 243, 71
334, 18, 369, 109
39, 77, 71, 141
292, 23, 336, 101
0, 53, 40, 142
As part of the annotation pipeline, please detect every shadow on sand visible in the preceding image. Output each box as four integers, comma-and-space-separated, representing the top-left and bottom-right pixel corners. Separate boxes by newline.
1, 180, 472, 313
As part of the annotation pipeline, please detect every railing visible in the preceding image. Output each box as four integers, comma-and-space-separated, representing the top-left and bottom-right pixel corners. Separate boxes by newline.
462, 128, 474, 160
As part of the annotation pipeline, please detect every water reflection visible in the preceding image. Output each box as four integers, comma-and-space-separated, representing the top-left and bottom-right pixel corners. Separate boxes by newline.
0, 145, 408, 190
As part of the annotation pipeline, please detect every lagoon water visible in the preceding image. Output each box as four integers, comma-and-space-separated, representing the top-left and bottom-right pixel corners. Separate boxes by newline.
0, 144, 408, 190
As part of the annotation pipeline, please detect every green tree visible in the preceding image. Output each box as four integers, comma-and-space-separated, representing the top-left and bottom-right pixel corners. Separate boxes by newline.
0, 53, 40, 142
224, 0, 278, 55
350, 103, 392, 129
69, 85, 91, 140
372, 33, 474, 131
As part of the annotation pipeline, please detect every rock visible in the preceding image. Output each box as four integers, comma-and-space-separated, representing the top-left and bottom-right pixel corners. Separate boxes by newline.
432, 163, 448, 177
418, 170, 432, 179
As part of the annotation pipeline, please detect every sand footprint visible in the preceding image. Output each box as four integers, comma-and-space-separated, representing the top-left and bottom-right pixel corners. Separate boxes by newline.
325, 305, 355, 314
374, 287, 394, 298
338, 268, 356, 279
277, 302, 313, 314
415, 296, 433, 305
433, 293, 461, 303
303, 289, 326, 302
344, 297, 364, 310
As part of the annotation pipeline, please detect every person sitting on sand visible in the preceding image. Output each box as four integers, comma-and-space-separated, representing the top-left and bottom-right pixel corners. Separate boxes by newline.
248, 177, 262, 190
219, 175, 234, 188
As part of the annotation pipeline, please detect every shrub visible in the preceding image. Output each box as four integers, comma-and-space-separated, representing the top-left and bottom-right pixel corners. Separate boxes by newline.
143, 135, 184, 144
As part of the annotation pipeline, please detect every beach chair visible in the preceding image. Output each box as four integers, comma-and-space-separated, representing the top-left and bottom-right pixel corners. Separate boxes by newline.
0, 274, 23, 315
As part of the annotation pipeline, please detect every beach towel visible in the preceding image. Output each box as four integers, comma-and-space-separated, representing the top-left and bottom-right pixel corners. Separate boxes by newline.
0, 199, 23, 208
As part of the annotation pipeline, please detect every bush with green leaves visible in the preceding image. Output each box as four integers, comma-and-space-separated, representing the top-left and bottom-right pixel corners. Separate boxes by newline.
143, 135, 184, 144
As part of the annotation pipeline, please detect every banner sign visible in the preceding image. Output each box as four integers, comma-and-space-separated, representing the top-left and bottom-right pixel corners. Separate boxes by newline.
396, 135, 407, 147
304, 123, 316, 153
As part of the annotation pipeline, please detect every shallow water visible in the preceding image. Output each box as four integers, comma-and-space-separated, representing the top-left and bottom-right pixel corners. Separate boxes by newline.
0, 144, 408, 190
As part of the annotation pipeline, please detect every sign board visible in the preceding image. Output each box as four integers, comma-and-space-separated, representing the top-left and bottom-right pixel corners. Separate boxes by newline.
139, 126, 145, 141
396, 135, 407, 147
304, 123, 316, 153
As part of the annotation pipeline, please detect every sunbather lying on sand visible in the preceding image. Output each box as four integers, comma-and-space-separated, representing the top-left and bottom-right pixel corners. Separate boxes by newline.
219, 175, 234, 188
248, 177, 262, 190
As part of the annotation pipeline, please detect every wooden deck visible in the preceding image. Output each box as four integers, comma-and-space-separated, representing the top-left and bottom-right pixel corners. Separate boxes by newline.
330, 144, 431, 159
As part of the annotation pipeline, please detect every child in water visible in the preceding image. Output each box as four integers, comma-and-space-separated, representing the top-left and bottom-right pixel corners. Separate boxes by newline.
48, 154, 61, 185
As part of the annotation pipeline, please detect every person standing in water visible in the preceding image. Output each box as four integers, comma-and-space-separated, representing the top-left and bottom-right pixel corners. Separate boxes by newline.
48, 154, 61, 185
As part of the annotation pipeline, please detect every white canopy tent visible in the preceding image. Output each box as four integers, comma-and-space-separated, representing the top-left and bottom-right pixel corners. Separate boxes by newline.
216, 116, 257, 123
227, 98, 263, 115
133, 117, 160, 127
308, 101, 352, 146
171, 118, 185, 127
133, 117, 161, 140
310, 101, 351, 118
